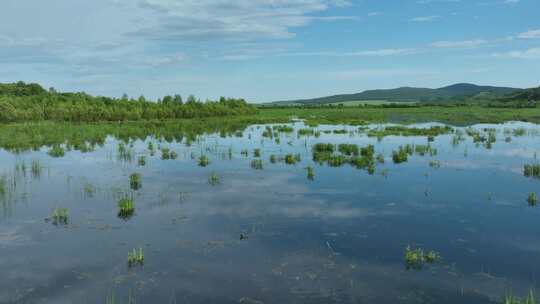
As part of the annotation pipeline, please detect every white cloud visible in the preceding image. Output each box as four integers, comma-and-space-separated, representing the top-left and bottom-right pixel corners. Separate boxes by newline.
518, 29, 540, 39
493, 48, 540, 59
411, 15, 440, 22
430, 39, 487, 48
128, 0, 356, 41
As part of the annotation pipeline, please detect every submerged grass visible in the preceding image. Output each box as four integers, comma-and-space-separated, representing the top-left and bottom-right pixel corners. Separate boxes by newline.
504, 291, 537, 304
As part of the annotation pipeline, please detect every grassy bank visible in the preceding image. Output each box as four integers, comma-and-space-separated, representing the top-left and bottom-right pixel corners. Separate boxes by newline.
256, 106, 540, 125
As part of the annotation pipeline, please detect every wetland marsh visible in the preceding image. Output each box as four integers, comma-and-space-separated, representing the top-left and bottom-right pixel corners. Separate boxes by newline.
1, 119, 540, 303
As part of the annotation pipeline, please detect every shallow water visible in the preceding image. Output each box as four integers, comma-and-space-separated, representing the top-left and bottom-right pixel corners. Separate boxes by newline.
1, 121, 540, 304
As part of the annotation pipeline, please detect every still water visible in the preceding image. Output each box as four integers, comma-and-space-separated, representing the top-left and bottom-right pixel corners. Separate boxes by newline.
1, 121, 540, 304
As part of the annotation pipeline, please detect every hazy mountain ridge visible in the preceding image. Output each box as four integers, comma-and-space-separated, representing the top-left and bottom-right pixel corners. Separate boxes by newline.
272, 83, 523, 105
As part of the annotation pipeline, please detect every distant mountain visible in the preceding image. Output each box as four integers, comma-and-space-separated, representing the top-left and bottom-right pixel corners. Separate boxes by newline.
272, 83, 522, 105
503, 85, 540, 101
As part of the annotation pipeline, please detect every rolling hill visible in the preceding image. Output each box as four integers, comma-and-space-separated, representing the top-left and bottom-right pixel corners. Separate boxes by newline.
271, 83, 522, 105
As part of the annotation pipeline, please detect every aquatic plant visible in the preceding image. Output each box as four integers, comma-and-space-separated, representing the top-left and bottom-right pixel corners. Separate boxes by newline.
404, 246, 441, 269
273, 125, 294, 133
368, 126, 453, 138
241, 149, 249, 157
328, 155, 348, 167
270, 154, 277, 164
376, 153, 385, 164
285, 154, 301, 165
170, 150, 178, 159
298, 128, 315, 136
392, 145, 412, 164
138, 156, 146, 166
251, 159, 263, 170
127, 247, 144, 267
253, 149, 261, 158
51, 208, 69, 225
208, 172, 220, 186
333, 129, 348, 134
118, 198, 135, 220
48, 145, 65, 158
429, 160, 441, 169
161, 148, 171, 160
306, 166, 314, 180
524, 164, 540, 178
338, 144, 359, 156
504, 291, 537, 304
361, 145, 375, 158
129, 173, 142, 190
313, 143, 335, 153
527, 193, 538, 207
198, 155, 210, 167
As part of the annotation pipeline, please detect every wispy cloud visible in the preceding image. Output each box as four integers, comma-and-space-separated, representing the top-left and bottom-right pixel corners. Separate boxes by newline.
493, 48, 540, 59
411, 15, 441, 22
430, 39, 488, 48
518, 29, 540, 39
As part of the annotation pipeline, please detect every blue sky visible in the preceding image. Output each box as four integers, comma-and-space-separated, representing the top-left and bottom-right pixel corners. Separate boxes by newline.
0, 0, 539, 102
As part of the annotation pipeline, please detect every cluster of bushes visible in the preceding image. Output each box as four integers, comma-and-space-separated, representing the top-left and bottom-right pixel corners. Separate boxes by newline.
0, 82, 257, 122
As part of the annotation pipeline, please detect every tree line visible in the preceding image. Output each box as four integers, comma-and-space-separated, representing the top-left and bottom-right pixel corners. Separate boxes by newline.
0, 82, 257, 122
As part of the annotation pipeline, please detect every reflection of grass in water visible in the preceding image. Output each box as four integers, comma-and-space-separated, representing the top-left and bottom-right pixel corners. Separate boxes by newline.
129, 173, 142, 190
253, 149, 261, 158
31, 160, 42, 178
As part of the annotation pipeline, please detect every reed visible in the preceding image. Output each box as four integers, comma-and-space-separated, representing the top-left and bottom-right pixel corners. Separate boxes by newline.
127, 247, 144, 267
129, 173, 142, 190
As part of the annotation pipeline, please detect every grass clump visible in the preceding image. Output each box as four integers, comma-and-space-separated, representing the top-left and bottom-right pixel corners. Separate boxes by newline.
48, 145, 65, 158
208, 172, 220, 186
285, 154, 301, 165
129, 173, 142, 190
306, 166, 314, 180
524, 164, 540, 178
404, 246, 441, 269
251, 159, 263, 170
138, 156, 146, 166
51, 208, 69, 225
528, 193, 538, 206
161, 148, 171, 160
313, 143, 335, 153
338, 144, 359, 156
128, 247, 144, 267
392, 145, 413, 164
254, 149, 261, 158
273, 125, 294, 133
118, 197, 135, 220
298, 128, 315, 136
504, 291, 537, 304
198, 155, 210, 167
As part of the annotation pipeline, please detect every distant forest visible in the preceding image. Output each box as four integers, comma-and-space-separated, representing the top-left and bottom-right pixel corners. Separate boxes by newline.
0, 82, 257, 122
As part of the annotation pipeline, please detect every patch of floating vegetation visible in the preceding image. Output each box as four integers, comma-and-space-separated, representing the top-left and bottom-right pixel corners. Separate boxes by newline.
48, 145, 65, 158
298, 128, 315, 136
272, 125, 294, 133
429, 160, 442, 169
285, 154, 301, 165
368, 125, 453, 139
49, 208, 69, 226
127, 247, 144, 267
504, 291, 537, 304
392, 145, 413, 164
118, 197, 135, 220
404, 245, 441, 270
528, 193, 538, 207
208, 172, 220, 186
250, 159, 263, 170
524, 164, 540, 178
129, 173, 142, 191
198, 155, 210, 167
